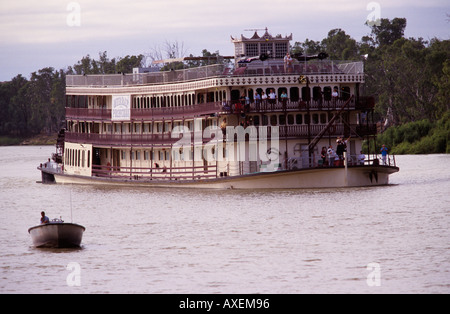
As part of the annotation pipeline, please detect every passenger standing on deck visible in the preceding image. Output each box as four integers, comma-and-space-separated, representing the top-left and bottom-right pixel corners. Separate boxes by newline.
327, 145, 335, 167
321, 146, 327, 166
332, 87, 339, 106
336, 137, 344, 160
358, 150, 366, 165
254, 91, 261, 111
380, 144, 388, 165
284, 53, 293, 73
336, 136, 350, 161
244, 94, 250, 112
280, 90, 288, 111
268, 89, 277, 108
261, 91, 267, 110
220, 118, 227, 136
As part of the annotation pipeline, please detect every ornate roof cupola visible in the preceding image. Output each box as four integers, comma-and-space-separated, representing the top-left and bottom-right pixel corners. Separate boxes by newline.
231, 28, 293, 64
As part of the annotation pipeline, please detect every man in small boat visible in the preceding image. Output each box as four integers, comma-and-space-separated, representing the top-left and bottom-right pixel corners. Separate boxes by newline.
40, 211, 49, 224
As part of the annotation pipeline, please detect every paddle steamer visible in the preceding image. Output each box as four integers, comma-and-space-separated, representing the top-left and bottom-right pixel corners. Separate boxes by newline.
39, 29, 398, 189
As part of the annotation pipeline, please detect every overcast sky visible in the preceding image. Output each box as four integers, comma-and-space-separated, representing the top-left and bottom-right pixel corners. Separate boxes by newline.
0, 0, 448, 81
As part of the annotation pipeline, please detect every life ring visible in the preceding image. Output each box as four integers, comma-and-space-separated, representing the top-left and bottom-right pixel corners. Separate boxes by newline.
329, 124, 336, 134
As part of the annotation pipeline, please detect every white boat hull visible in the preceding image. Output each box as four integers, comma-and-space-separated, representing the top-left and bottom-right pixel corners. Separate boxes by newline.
28, 223, 85, 248
44, 165, 398, 190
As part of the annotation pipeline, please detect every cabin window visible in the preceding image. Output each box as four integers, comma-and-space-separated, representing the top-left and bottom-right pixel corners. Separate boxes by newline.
260, 43, 273, 56
279, 114, 286, 125
253, 115, 260, 126
323, 86, 332, 101
287, 114, 294, 125
305, 114, 310, 124
247, 89, 254, 102
296, 114, 303, 125
301, 87, 310, 101
341, 86, 351, 100
270, 115, 277, 126
261, 115, 269, 126
329, 113, 339, 123
290, 87, 299, 102
313, 87, 322, 101
246, 43, 258, 56
312, 114, 319, 124
275, 43, 288, 58
207, 92, 215, 103
164, 122, 170, 133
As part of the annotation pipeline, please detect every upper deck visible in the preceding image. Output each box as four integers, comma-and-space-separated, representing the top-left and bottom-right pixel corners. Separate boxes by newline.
65, 60, 364, 90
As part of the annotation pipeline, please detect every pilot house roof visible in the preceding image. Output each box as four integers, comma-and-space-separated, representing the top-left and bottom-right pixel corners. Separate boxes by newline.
231, 28, 293, 43
231, 28, 293, 60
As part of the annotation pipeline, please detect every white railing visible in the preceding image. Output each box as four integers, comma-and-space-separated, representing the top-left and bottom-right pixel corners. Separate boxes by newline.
66, 61, 364, 87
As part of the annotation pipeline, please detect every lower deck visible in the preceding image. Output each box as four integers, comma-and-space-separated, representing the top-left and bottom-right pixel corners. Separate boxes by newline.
40, 161, 399, 190
41, 142, 398, 189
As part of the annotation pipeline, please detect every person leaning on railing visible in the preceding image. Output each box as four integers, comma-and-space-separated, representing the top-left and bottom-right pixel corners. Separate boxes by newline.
358, 151, 365, 165
380, 144, 388, 165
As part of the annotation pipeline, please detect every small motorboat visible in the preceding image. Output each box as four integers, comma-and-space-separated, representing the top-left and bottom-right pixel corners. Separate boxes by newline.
28, 218, 85, 248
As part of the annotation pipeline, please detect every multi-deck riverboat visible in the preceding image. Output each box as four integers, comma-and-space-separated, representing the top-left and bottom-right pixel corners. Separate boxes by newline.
39, 29, 399, 189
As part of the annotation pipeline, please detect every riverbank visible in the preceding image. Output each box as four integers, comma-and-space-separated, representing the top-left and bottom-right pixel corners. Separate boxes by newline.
0, 133, 56, 146
373, 112, 450, 154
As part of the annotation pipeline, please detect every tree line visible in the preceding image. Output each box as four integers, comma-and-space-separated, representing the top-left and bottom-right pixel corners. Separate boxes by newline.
0, 53, 145, 139
0, 18, 448, 151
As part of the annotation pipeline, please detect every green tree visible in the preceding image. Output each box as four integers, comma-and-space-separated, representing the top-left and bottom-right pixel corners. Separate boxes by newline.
362, 17, 449, 126
290, 39, 323, 56
97, 51, 116, 74
116, 54, 145, 73
70, 51, 117, 74
321, 29, 359, 60
430, 45, 450, 119
367, 18, 407, 47
10, 77, 31, 136
0, 75, 29, 136
26, 68, 66, 134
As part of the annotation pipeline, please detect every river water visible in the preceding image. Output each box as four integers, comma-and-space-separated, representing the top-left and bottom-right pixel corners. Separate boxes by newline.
0, 146, 448, 294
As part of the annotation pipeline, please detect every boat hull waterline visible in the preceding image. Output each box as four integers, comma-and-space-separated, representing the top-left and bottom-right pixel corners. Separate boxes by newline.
40, 165, 398, 189
28, 223, 85, 248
